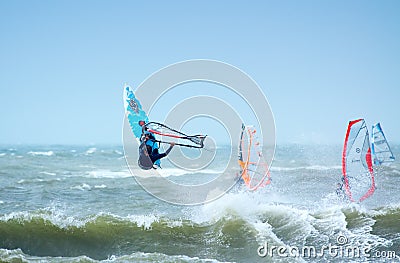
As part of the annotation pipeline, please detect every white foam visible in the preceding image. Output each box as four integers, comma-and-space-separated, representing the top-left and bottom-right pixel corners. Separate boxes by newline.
270, 165, 341, 172
187, 190, 336, 247
125, 214, 160, 230
71, 183, 92, 191
125, 166, 224, 178
85, 169, 131, 178
0, 209, 169, 232
39, 171, 57, 176
0, 208, 89, 229
27, 151, 54, 156
85, 147, 97, 155
101, 213, 186, 230
107, 251, 226, 263
364, 202, 400, 217
0, 153, 6, 157
392, 169, 400, 175
156, 167, 223, 177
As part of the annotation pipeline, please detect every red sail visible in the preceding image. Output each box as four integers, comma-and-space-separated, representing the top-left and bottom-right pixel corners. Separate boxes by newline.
342, 119, 375, 202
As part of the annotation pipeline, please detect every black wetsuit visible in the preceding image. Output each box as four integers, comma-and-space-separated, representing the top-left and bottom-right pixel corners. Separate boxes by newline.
138, 141, 174, 169
149, 148, 172, 163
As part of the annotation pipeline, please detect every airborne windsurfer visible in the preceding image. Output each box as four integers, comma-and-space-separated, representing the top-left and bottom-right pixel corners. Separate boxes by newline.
124, 85, 205, 171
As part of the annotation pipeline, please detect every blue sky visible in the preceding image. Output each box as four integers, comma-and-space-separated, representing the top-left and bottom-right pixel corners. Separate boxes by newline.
1, 0, 399, 145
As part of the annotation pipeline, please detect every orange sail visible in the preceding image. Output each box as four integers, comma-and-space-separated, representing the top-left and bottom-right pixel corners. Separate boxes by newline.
238, 124, 271, 190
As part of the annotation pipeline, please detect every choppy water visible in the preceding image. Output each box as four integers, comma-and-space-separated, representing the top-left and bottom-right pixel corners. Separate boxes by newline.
0, 144, 399, 262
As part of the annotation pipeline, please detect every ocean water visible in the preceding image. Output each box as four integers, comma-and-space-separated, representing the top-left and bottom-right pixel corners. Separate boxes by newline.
0, 144, 399, 262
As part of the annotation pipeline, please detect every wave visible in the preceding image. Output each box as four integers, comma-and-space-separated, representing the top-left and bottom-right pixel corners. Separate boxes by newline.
127, 167, 224, 179
39, 171, 57, 176
84, 169, 131, 179
70, 183, 108, 191
0, 248, 227, 263
0, 210, 246, 262
390, 169, 400, 175
0, 146, 124, 159
83, 148, 124, 157
1, 200, 399, 262
70, 183, 93, 191
85, 147, 97, 155
270, 165, 341, 172
157, 167, 224, 177
27, 151, 55, 156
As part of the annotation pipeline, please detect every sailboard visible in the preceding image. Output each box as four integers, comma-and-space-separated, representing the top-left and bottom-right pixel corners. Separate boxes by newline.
371, 123, 395, 166
123, 85, 149, 139
342, 119, 375, 202
238, 124, 271, 191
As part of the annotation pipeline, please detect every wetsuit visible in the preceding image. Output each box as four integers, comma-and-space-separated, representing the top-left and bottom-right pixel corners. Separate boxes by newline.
149, 147, 173, 164
138, 140, 174, 170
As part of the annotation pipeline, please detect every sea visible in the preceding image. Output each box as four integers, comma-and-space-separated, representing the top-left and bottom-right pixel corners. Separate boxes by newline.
0, 144, 399, 262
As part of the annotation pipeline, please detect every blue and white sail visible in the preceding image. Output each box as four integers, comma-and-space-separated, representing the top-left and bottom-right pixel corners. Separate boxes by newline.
371, 123, 395, 166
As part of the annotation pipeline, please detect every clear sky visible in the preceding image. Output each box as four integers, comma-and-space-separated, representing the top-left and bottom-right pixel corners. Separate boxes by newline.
1, 0, 399, 145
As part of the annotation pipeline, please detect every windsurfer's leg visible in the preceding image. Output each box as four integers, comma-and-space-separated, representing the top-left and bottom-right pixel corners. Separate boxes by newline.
151, 153, 167, 163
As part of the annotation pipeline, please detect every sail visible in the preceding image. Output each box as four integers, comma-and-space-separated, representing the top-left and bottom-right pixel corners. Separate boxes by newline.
371, 123, 395, 166
144, 122, 206, 148
238, 124, 270, 191
342, 119, 375, 202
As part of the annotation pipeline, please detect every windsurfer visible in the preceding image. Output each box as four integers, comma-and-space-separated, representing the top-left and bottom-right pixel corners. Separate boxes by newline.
336, 177, 349, 201
336, 182, 344, 196
138, 132, 175, 170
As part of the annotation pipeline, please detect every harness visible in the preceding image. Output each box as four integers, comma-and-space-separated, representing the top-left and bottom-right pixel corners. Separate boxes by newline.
138, 140, 154, 170
138, 125, 161, 170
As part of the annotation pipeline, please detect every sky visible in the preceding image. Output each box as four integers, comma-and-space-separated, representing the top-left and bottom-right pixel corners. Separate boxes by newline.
1, 0, 399, 145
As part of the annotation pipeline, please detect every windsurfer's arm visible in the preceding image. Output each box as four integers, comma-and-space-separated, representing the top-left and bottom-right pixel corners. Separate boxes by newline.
149, 143, 175, 163
164, 142, 175, 156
